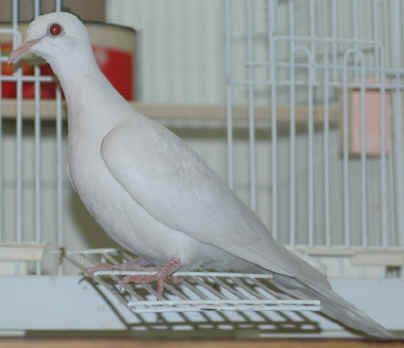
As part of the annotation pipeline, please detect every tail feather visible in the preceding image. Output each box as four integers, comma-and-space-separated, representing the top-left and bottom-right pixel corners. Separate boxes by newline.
271, 273, 393, 339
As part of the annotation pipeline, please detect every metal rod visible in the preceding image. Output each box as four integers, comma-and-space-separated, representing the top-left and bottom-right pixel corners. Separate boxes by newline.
380, 75, 387, 246
373, 0, 381, 71
0, 15, 11, 240
229, 77, 404, 90
55, 0, 64, 273
379, 49, 388, 246
56, 88, 63, 273
55, 0, 62, 11
323, 47, 331, 246
343, 51, 351, 246
0, 33, 2, 241
0, 75, 55, 82
292, 46, 315, 246
13, 0, 22, 243
307, 50, 314, 247
247, 0, 256, 211
393, 77, 404, 245
359, 56, 367, 247
269, 0, 277, 239
232, 34, 379, 46
309, 0, 315, 68
225, 0, 233, 189
288, 0, 295, 246
352, 0, 359, 70
390, 0, 404, 245
331, 0, 337, 81
34, 0, 41, 275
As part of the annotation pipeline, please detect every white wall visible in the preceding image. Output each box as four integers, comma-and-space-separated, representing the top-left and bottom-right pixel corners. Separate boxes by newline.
107, 0, 226, 104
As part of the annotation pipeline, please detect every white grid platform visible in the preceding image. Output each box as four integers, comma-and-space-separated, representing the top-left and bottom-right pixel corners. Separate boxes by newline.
60, 248, 321, 320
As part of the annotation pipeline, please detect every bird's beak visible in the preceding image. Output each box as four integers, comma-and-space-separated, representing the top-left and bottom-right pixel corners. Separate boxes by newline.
8, 38, 41, 64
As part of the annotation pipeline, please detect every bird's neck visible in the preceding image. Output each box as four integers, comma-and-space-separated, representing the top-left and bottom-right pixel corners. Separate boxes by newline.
48, 48, 101, 106
48, 48, 125, 134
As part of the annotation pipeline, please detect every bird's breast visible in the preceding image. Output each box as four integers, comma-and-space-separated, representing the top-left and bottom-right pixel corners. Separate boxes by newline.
66, 134, 213, 267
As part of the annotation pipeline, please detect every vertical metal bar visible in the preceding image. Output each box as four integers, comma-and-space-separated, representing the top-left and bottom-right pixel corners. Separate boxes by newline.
331, 0, 337, 81
309, 0, 315, 66
343, 52, 351, 246
225, 0, 233, 189
379, 69, 387, 246
13, 0, 22, 243
393, 76, 404, 245
374, 0, 387, 247
390, 0, 404, 245
56, 0, 63, 273
34, 0, 41, 275
388, 134, 396, 244
246, 0, 256, 211
269, 0, 277, 239
56, 90, 63, 272
372, 0, 380, 71
352, 0, 359, 71
55, 0, 62, 11
0, 38, 3, 241
307, 52, 314, 247
288, 0, 295, 246
359, 59, 367, 247
323, 47, 330, 246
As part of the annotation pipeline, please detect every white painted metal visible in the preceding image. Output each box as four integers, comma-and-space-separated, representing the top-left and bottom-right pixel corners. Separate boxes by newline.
246, 0, 256, 210
34, 0, 41, 275
323, 47, 330, 247
54, 0, 64, 275
288, 0, 296, 247
390, 0, 404, 245
225, 0, 233, 189
268, 0, 278, 240
12, 0, 22, 244
0, 34, 3, 242
61, 248, 321, 315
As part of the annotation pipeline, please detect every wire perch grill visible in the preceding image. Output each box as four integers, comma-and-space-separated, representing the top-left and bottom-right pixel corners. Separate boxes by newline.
59, 248, 322, 335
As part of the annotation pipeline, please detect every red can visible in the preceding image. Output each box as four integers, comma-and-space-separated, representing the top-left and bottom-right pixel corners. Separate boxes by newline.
0, 22, 136, 101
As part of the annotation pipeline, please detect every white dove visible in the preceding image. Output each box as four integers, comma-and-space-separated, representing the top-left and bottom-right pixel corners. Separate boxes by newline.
10, 12, 393, 338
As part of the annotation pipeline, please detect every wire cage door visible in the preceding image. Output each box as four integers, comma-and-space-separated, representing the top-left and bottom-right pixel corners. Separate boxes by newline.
0, 0, 64, 276
225, 0, 404, 279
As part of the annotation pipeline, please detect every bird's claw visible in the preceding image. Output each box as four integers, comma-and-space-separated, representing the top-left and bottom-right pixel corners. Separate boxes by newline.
119, 257, 182, 298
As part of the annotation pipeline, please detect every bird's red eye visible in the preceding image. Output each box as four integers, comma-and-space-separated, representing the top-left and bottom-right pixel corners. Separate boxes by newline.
49, 23, 62, 36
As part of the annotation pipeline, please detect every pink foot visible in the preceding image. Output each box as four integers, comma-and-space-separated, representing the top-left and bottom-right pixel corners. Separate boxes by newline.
120, 257, 182, 298
85, 257, 156, 274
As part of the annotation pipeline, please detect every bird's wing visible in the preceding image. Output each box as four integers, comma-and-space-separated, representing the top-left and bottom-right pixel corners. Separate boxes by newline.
100, 117, 329, 287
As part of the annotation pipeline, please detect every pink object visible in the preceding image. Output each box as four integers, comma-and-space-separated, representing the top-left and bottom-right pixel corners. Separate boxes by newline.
85, 256, 183, 298
120, 257, 182, 298
350, 83, 391, 156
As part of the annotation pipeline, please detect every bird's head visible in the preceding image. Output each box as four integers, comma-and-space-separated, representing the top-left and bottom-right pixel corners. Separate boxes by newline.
8, 12, 90, 65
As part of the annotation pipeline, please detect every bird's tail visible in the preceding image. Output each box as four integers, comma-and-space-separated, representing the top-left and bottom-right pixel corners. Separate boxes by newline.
271, 273, 393, 339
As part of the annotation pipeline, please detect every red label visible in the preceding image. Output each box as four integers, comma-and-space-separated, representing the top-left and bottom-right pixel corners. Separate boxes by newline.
1, 43, 134, 100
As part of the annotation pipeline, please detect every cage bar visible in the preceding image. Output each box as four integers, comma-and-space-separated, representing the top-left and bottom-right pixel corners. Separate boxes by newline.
246, 0, 256, 211
268, 0, 278, 240
34, 0, 41, 274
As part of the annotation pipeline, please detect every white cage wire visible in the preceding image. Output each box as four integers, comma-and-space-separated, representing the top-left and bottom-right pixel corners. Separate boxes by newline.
225, 0, 404, 280
0, 0, 403, 337
0, 0, 64, 277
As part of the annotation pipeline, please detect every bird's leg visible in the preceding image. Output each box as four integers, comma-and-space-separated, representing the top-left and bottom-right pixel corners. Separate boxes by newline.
85, 256, 157, 274
120, 257, 182, 298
